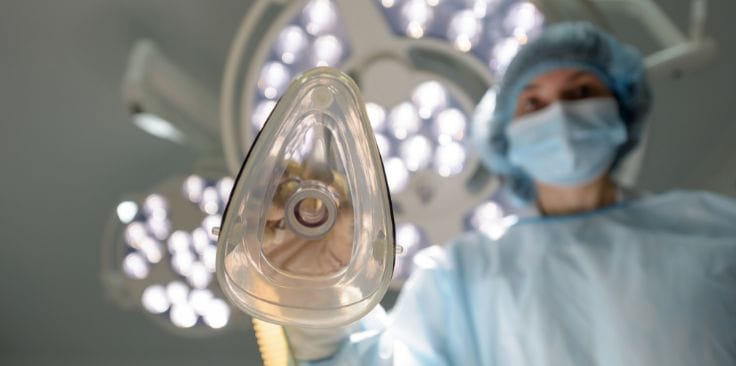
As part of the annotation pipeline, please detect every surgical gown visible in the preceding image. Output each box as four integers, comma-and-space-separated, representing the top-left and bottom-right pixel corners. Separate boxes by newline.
295, 191, 736, 365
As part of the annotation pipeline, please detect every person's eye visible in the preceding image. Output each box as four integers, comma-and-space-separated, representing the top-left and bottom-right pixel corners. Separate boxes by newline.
570, 84, 593, 99
522, 97, 543, 113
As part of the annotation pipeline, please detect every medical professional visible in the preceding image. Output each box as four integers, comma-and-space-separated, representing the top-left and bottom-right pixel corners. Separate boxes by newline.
284, 22, 736, 365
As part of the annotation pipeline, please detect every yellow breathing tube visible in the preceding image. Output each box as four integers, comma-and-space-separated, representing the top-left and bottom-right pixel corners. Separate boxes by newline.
252, 318, 295, 366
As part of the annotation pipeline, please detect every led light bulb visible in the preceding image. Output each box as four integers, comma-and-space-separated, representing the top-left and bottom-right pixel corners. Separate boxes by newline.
401, 0, 433, 39
142, 285, 170, 314
399, 135, 433, 172
116, 201, 138, 224
275, 25, 308, 64
216, 68, 395, 328
388, 102, 421, 140
258, 62, 291, 99
411, 81, 447, 119
504, 2, 544, 37
312, 35, 344, 67
447, 10, 482, 52
365, 103, 387, 131
434, 108, 467, 143
434, 141, 467, 177
302, 0, 338, 36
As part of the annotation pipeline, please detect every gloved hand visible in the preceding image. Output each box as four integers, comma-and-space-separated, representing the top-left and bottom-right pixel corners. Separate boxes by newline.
283, 322, 360, 361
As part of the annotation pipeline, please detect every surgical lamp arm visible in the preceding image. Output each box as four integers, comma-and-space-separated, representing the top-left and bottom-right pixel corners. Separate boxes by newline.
122, 40, 221, 153
540, 0, 716, 79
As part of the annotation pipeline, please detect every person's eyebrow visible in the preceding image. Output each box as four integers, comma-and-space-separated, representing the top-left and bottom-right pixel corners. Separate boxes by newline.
566, 70, 591, 82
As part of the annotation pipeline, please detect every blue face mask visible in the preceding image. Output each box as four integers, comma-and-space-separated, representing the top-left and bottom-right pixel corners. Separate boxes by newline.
505, 97, 627, 186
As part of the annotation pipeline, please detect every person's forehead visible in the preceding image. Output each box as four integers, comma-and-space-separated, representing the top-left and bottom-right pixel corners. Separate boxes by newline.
523, 68, 601, 91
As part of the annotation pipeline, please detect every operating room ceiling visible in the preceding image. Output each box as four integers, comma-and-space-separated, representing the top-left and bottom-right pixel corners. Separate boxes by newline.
0, 0, 734, 365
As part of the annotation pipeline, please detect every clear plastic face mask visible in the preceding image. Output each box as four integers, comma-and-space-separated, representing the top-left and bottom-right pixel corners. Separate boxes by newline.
216, 67, 395, 328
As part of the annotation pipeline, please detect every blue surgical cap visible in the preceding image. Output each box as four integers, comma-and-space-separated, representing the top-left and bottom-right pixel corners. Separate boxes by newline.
473, 22, 652, 201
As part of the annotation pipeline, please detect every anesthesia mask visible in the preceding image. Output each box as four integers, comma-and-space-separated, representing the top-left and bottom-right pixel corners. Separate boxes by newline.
215, 68, 395, 328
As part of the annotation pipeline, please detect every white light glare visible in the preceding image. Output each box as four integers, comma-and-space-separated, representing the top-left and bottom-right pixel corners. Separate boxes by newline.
168, 230, 191, 254
399, 135, 433, 171
365, 103, 387, 131
202, 215, 222, 241
216, 177, 234, 203
124, 222, 147, 247
200, 186, 220, 215
388, 102, 421, 140
202, 246, 217, 273
448, 10, 482, 52
132, 113, 186, 144
275, 25, 308, 64
434, 142, 466, 177
258, 62, 291, 100
471, 0, 501, 18
471, 202, 517, 240
172, 250, 195, 277
490, 38, 521, 74
411, 81, 447, 119
166, 281, 189, 305
401, 0, 433, 38
123, 252, 149, 279
143, 194, 168, 220
142, 285, 170, 314
374, 133, 392, 159
381, 0, 396, 8
170, 304, 197, 328
192, 227, 211, 255
189, 289, 214, 316
183, 175, 206, 204
312, 35, 344, 67
505, 2, 544, 38
302, 0, 338, 36
384, 157, 410, 193
188, 261, 212, 289
116, 201, 138, 224
434, 108, 467, 143
396, 223, 423, 254
146, 216, 171, 241
202, 298, 230, 329
252, 100, 277, 131
138, 236, 163, 263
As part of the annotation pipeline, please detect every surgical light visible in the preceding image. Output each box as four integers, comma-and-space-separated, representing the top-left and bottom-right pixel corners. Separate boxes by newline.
102, 174, 244, 334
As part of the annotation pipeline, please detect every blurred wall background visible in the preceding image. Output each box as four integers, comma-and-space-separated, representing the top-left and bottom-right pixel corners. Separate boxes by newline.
0, 0, 733, 365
